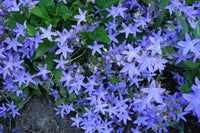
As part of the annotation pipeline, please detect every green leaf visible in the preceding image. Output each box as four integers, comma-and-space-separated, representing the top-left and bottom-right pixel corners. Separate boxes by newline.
8, 12, 26, 29
159, 0, 170, 10
183, 59, 200, 69
186, 0, 197, 4
182, 82, 192, 93
29, 83, 41, 95
45, 17, 60, 27
183, 71, 194, 80
154, 0, 170, 28
154, 11, 165, 28
110, 75, 120, 85
69, 93, 77, 102
55, 98, 66, 106
162, 46, 175, 57
39, 0, 54, 7
42, 53, 58, 70
179, 121, 184, 133
90, 26, 110, 43
160, 121, 177, 128
54, 69, 63, 84
29, 15, 42, 26
29, 83, 39, 90
176, 12, 188, 36
17, 100, 27, 110
56, 3, 73, 20
31, 7, 49, 19
33, 41, 56, 59
194, 20, 200, 38
95, 0, 120, 9
27, 24, 36, 36
59, 87, 67, 96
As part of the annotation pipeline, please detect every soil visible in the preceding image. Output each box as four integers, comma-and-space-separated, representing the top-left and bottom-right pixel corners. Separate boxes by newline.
1, 96, 84, 133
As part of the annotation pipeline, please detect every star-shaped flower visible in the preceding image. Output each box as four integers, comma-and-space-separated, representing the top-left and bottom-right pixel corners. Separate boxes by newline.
60, 71, 73, 87
74, 8, 87, 25
4, 37, 23, 52
36, 64, 51, 79
147, 37, 162, 55
177, 33, 200, 55
40, 24, 56, 41
53, 55, 69, 69
94, 101, 108, 115
13, 21, 26, 37
0, 48, 6, 58
55, 42, 73, 58
88, 41, 104, 55
106, 3, 127, 18
120, 62, 140, 79
71, 114, 83, 128
58, 103, 75, 118
55, 29, 72, 45
32, 32, 43, 49
183, 92, 200, 119
141, 80, 165, 103
119, 23, 134, 39
122, 44, 141, 62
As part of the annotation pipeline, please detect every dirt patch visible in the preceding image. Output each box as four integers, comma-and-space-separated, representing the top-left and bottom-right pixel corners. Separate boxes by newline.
2, 96, 83, 133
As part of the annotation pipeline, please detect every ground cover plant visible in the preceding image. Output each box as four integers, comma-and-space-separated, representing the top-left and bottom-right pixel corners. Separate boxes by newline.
0, 0, 200, 132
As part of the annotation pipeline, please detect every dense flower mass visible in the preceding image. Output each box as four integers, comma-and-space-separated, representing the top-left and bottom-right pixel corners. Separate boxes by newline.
0, 0, 200, 132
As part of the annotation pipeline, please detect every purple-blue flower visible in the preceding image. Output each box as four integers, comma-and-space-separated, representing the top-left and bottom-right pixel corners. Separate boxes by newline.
141, 80, 165, 104
88, 41, 104, 55
40, 24, 56, 41
74, 8, 87, 25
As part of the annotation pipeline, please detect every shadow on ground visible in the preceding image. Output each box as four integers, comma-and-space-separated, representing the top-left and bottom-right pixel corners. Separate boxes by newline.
2, 96, 84, 133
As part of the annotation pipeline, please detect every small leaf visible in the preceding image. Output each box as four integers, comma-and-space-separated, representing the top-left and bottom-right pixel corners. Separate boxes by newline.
110, 75, 120, 85
176, 12, 189, 35
54, 69, 63, 84
31, 7, 49, 19
95, 0, 120, 9
183, 59, 200, 69
194, 20, 200, 38
182, 82, 192, 93
33, 41, 56, 59
160, 121, 177, 128
39, 0, 54, 7
45, 17, 60, 27
29, 83, 41, 95
8, 12, 26, 29
159, 0, 170, 10
56, 3, 73, 20
162, 46, 175, 57
42, 53, 58, 70
59, 87, 67, 96
186, 0, 197, 5
69, 93, 77, 102
27, 24, 36, 36
17, 100, 27, 110
55, 98, 66, 106
183, 71, 194, 80
90, 26, 110, 43
154, 11, 165, 28
29, 83, 40, 91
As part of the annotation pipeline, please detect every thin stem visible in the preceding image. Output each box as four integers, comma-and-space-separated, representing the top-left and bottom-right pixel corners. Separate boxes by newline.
0, 89, 10, 103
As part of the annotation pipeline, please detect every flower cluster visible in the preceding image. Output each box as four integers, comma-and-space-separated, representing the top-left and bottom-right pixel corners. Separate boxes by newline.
0, 0, 200, 132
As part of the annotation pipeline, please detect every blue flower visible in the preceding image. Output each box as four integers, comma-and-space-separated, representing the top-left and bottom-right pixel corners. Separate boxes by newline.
40, 24, 56, 41
141, 80, 165, 104
88, 41, 104, 55
177, 33, 200, 55
36, 64, 51, 79
74, 8, 87, 25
